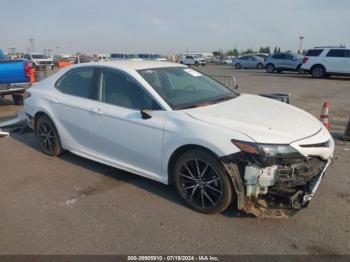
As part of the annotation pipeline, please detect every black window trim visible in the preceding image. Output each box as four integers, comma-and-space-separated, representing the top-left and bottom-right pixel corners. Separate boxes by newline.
54, 66, 165, 111
326, 49, 347, 58
95, 66, 165, 111
54, 66, 100, 102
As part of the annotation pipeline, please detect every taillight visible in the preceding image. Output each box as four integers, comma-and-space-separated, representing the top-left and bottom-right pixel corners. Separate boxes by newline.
23, 90, 31, 100
24, 63, 30, 79
302, 57, 308, 64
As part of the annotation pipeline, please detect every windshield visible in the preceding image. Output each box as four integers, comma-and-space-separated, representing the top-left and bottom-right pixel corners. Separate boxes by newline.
138, 67, 237, 110
32, 54, 48, 59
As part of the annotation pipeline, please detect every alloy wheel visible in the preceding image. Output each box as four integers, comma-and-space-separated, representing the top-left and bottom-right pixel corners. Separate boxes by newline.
37, 119, 56, 154
178, 159, 222, 209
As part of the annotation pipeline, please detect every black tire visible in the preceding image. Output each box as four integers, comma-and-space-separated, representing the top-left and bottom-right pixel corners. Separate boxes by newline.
235, 63, 242, 69
257, 63, 264, 70
194, 61, 199, 66
180, 61, 184, 64
173, 149, 233, 214
35, 115, 63, 156
266, 64, 275, 73
12, 93, 23, 105
311, 65, 325, 78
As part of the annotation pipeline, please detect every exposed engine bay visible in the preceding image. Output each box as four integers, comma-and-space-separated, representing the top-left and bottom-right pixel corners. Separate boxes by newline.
222, 149, 332, 218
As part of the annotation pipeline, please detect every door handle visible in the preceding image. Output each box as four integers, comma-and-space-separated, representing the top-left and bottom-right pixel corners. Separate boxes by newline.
92, 108, 104, 115
51, 97, 59, 103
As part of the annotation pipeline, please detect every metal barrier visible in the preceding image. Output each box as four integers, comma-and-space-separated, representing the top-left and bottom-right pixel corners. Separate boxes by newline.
210, 75, 237, 90
259, 93, 290, 104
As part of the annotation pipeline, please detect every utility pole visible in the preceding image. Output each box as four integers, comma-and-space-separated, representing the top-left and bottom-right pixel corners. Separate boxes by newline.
298, 36, 304, 54
29, 38, 36, 53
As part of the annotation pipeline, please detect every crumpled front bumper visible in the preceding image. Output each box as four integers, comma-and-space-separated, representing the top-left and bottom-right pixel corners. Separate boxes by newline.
222, 128, 334, 218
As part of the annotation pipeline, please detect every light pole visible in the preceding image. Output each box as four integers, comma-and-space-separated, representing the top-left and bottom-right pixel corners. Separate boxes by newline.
298, 36, 304, 54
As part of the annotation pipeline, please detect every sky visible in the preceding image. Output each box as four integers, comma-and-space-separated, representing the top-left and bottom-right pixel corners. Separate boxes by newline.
1, 0, 350, 55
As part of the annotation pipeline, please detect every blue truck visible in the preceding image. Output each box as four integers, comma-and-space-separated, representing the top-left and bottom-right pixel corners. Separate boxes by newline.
0, 49, 32, 105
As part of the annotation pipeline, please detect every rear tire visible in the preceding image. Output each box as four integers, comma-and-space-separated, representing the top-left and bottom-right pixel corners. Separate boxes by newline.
173, 149, 233, 214
235, 63, 242, 69
311, 65, 326, 78
35, 115, 63, 156
12, 93, 23, 105
266, 64, 275, 73
194, 61, 199, 66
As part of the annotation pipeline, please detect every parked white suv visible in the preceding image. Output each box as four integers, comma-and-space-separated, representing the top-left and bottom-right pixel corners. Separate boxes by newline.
301, 47, 350, 78
180, 55, 206, 66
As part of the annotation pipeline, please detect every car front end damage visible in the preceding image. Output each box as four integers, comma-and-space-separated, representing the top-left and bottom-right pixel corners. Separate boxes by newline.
221, 128, 334, 217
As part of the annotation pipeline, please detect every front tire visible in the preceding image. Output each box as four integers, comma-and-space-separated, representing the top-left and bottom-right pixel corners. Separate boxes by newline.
35, 115, 63, 156
173, 149, 233, 214
257, 63, 264, 69
194, 61, 199, 66
235, 63, 242, 69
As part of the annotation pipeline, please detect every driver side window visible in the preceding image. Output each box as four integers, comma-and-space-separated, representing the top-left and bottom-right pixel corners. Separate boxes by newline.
99, 69, 161, 110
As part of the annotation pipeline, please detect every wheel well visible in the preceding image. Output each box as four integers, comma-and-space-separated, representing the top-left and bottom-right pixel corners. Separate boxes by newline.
311, 64, 326, 72
167, 144, 220, 184
34, 111, 49, 130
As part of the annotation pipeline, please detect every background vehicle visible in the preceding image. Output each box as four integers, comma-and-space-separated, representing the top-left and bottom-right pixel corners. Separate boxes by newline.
75, 54, 99, 64
232, 55, 264, 69
97, 54, 111, 62
180, 55, 206, 66
301, 47, 350, 78
23, 53, 53, 69
24, 61, 334, 217
110, 53, 141, 60
264, 52, 304, 73
0, 49, 31, 105
138, 54, 167, 61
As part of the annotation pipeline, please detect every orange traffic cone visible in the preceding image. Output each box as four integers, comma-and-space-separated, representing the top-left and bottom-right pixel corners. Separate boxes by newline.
320, 101, 330, 130
343, 116, 350, 141
29, 68, 36, 84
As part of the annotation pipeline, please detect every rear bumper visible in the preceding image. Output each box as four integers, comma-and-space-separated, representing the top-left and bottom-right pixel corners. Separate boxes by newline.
0, 83, 29, 96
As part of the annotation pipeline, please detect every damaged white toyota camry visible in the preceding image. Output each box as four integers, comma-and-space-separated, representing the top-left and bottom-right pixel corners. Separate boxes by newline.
23, 61, 334, 217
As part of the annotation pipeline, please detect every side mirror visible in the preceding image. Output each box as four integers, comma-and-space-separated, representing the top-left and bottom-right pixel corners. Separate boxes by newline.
141, 109, 152, 120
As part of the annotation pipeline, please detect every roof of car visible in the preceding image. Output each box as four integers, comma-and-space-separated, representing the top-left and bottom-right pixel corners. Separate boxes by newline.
81, 60, 185, 70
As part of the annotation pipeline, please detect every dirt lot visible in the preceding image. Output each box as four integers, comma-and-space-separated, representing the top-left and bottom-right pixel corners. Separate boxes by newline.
0, 65, 349, 255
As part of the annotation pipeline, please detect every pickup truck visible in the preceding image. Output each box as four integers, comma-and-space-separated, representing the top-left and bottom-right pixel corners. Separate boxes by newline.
0, 49, 32, 105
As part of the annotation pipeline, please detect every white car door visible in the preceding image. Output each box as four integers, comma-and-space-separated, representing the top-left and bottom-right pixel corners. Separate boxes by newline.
51, 67, 98, 151
325, 49, 348, 73
89, 68, 166, 179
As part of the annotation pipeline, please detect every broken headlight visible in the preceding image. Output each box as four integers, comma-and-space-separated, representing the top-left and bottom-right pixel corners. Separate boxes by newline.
232, 140, 303, 159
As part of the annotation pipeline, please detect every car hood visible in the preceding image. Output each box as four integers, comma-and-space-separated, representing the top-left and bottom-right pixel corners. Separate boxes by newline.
186, 94, 322, 144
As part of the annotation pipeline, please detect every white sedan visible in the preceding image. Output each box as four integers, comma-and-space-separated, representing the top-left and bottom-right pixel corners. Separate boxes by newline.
23, 61, 334, 217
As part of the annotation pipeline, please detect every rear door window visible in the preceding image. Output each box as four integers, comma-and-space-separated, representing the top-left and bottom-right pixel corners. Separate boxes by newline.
273, 54, 285, 59
326, 49, 346, 57
55, 68, 98, 99
306, 49, 323, 56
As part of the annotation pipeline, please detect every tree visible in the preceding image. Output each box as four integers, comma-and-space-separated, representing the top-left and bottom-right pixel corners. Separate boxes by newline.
273, 47, 278, 53
227, 48, 239, 57
212, 51, 221, 57
277, 47, 281, 53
